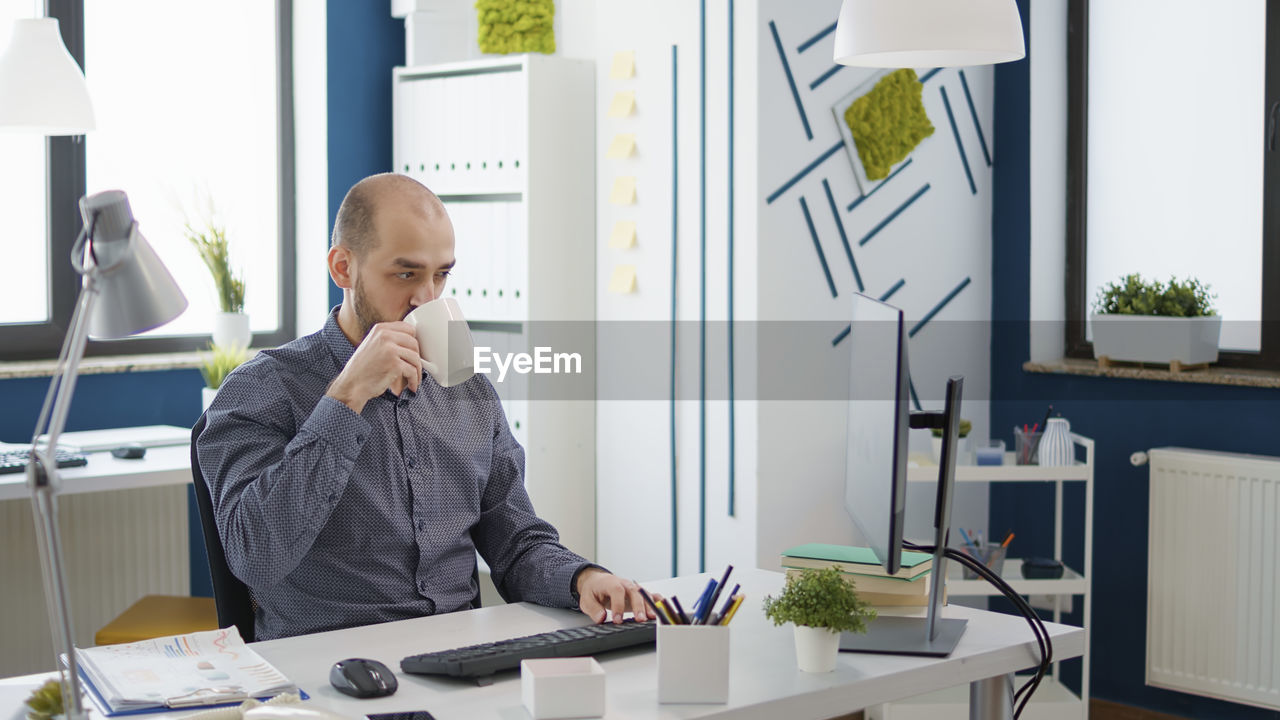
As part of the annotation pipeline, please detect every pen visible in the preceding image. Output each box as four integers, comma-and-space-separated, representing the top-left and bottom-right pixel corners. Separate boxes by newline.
1001, 531, 1015, 548
656, 597, 679, 625
670, 596, 691, 625
714, 583, 740, 620
700, 565, 734, 624
718, 594, 744, 625
958, 527, 979, 553
691, 578, 718, 624
638, 587, 670, 625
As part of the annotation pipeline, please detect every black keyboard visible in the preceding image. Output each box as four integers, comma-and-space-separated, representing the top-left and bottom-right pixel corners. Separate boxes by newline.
0, 449, 89, 475
401, 619, 656, 680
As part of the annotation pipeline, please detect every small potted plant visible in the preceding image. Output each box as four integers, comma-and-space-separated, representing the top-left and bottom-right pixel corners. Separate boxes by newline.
186, 213, 248, 349
200, 343, 251, 410
931, 418, 971, 464
1091, 273, 1220, 368
25, 678, 65, 720
762, 566, 876, 673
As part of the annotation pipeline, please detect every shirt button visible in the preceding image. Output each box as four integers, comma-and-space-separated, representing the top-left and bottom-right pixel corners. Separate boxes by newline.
398, 397, 409, 407
406, 456, 416, 468
416, 519, 426, 531
418, 580, 428, 593
327, 493, 337, 503
356, 434, 365, 444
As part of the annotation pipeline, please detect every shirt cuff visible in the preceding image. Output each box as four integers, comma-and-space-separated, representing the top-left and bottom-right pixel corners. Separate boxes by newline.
301, 395, 372, 459
566, 562, 608, 608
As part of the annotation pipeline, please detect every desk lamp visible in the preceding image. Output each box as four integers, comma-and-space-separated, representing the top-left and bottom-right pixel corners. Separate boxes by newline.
833, 0, 1025, 68
1, 16, 189, 720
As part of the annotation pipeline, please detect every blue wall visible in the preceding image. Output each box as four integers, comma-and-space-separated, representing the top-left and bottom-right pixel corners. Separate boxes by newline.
990, 2, 1280, 717
0, 2, 403, 602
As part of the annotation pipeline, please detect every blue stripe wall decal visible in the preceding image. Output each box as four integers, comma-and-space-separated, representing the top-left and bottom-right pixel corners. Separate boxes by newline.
878, 278, 905, 302
832, 324, 851, 346
958, 70, 991, 167
940, 86, 977, 195
809, 64, 844, 90
858, 183, 930, 246
846, 158, 913, 212
767, 140, 842, 204
800, 196, 837, 298
821, 178, 863, 292
919, 67, 941, 84
768, 20, 813, 140
797, 21, 836, 53
669, 44, 679, 578
909, 276, 972, 338
698, 0, 707, 574
727, 0, 736, 518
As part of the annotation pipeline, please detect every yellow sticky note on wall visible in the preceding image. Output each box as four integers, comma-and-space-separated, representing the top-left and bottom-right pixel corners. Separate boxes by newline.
610, 51, 635, 79
610, 176, 636, 205
606, 134, 636, 159
608, 265, 637, 294
608, 90, 636, 117
609, 221, 636, 249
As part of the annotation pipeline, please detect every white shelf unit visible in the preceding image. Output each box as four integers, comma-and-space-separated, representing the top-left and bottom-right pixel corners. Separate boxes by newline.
871, 434, 1094, 720
392, 55, 597, 561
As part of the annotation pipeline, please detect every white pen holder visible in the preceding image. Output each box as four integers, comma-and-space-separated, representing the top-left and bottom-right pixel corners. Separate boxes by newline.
657, 624, 730, 704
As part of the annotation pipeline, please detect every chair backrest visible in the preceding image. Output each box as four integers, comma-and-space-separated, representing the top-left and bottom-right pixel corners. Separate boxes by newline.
190, 414, 256, 642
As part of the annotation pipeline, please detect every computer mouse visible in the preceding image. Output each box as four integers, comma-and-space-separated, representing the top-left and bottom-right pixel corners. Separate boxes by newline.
329, 657, 398, 699
110, 443, 146, 459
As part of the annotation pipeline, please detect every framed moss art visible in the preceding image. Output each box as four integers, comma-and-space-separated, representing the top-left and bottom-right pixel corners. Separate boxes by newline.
831, 68, 934, 195
476, 0, 556, 55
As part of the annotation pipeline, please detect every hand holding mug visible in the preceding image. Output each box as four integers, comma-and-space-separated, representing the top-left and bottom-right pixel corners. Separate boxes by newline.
327, 321, 423, 413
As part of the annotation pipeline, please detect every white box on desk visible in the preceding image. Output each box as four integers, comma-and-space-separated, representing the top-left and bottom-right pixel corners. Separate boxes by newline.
520, 657, 605, 720
657, 624, 730, 704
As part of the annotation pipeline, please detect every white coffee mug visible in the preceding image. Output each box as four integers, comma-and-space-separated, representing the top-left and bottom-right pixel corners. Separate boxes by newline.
406, 297, 476, 387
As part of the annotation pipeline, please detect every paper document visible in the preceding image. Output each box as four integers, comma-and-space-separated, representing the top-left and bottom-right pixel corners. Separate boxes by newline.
76, 627, 296, 715
45, 425, 192, 453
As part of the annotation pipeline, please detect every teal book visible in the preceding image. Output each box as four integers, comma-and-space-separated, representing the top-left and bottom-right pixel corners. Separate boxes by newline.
780, 543, 932, 580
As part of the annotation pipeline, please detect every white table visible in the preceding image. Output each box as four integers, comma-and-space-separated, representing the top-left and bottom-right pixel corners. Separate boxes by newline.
0, 443, 191, 501
0, 569, 1083, 720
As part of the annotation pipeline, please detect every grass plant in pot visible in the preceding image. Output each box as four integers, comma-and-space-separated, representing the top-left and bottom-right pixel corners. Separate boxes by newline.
762, 566, 876, 673
200, 343, 250, 411
186, 215, 248, 349
931, 418, 971, 464
1091, 274, 1219, 369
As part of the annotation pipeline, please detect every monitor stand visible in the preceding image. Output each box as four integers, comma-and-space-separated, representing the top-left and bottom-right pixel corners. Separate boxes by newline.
840, 376, 967, 658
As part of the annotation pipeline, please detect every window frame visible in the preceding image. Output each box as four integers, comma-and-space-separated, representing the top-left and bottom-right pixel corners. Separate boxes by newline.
0, 0, 296, 362
1065, 0, 1280, 369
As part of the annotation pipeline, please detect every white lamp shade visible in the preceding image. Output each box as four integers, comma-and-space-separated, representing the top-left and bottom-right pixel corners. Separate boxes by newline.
833, 0, 1025, 68
79, 191, 187, 338
0, 18, 95, 134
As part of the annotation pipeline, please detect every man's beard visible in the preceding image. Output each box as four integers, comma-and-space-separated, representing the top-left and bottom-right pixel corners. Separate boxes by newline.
352, 277, 399, 339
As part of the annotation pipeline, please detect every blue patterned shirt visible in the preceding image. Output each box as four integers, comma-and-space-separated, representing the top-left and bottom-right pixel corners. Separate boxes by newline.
196, 309, 591, 640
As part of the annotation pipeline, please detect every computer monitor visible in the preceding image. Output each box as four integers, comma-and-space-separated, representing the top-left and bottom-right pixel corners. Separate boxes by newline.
840, 292, 967, 657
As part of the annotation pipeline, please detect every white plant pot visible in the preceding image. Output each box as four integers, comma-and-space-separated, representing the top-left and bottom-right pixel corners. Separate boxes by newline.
931, 435, 972, 464
213, 311, 250, 349
202, 386, 218, 412
1090, 314, 1221, 365
793, 624, 840, 673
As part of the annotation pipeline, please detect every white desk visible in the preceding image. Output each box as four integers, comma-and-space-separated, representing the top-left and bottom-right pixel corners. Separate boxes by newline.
0, 443, 192, 501
0, 569, 1083, 720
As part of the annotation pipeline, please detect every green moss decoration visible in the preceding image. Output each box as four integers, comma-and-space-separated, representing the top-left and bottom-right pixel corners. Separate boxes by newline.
476, 0, 555, 55
25, 679, 64, 720
843, 69, 934, 181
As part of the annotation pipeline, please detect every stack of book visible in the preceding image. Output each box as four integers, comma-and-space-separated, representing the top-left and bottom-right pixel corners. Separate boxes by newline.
780, 543, 936, 607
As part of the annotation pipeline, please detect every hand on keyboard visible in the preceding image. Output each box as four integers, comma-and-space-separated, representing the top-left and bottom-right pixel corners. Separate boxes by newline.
575, 568, 664, 624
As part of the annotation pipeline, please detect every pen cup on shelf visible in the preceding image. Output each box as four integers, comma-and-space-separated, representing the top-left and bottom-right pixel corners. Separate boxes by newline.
975, 439, 1005, 466
520, 657, 606, 720
961, 544, 1008, 580
1013, 427, 1042, 465
657, 624, 730, 704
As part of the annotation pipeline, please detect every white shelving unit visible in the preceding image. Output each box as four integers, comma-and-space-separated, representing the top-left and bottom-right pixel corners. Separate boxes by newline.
870, 434, 1094, 720
392, 55, 597, 561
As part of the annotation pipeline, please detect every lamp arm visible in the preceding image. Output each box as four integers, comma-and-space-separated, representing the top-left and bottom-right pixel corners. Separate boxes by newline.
26, 269, 100, 720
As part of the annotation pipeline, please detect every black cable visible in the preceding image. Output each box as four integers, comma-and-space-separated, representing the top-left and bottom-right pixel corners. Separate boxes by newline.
904, 541, 1053, 719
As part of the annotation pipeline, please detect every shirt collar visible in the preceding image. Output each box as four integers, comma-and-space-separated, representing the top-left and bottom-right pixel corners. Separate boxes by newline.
321, 306, 356, 369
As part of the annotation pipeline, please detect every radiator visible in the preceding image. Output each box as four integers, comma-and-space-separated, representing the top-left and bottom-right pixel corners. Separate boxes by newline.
1146, 447, 1280, 711
0, 485, 190, 677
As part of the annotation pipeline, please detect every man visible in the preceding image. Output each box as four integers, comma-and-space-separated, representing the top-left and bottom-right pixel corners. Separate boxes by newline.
197, 173, 652, 640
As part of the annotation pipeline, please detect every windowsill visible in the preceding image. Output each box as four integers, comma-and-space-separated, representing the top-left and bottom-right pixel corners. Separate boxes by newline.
1024, 357, 1280, 389
0, 350, 259, 381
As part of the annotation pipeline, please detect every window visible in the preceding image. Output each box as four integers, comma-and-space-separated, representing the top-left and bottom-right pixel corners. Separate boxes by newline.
0, 0, 294, 361
1065, 0, 1280, 368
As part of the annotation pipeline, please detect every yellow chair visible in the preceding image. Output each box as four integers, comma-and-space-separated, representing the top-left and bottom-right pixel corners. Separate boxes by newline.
95, 595, 218, 646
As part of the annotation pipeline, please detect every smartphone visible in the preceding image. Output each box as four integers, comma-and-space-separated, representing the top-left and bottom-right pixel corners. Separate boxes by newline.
365, 713, 436, 720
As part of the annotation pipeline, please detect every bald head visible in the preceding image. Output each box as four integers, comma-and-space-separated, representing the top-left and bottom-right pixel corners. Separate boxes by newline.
331, 173, 446, 258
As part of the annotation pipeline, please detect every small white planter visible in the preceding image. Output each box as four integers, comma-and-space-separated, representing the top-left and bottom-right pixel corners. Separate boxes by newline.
931, 435, 972, 464
793, 624, 840, 673
1090, 314, 1222, 365
213, 311, 250, 349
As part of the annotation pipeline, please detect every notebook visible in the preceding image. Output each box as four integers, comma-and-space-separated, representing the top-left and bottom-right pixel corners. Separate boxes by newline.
74, 628, 299, 716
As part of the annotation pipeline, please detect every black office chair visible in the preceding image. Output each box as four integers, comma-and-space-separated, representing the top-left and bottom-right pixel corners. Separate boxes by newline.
190, 413, 257, 642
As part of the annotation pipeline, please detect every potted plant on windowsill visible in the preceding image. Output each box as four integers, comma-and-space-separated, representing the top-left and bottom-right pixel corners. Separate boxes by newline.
186, 214, 248, 349
762, 566, 876, 673
1090, 274, 1220, 369
200, 343, 250, 410
931, 418, 971, 464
